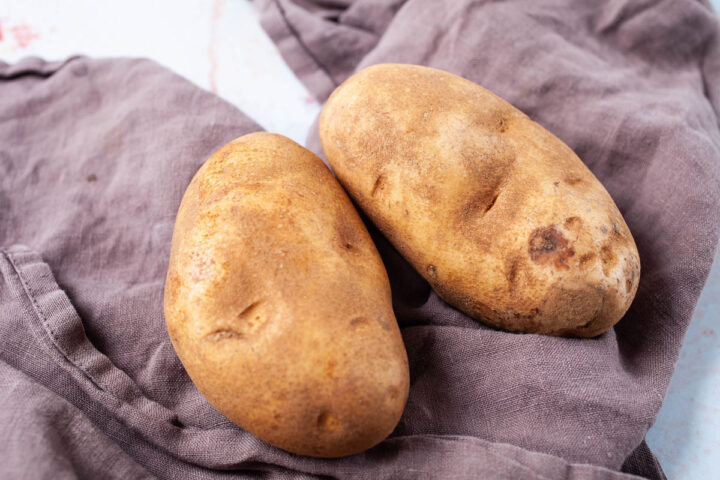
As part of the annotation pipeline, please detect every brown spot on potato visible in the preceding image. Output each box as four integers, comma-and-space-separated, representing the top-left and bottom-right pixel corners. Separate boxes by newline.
350, 316, 370, 331
565, 176, 583, 186
608, 223, 627, 246
506, 257, 520, 288
578, 252, 596, 269
317, 411, 340, 432
624, 262, 638, 293
528, 226, 575, 269
335, 212, 362, 254
564, 216, 581, 228
498, 117, 509, 133
387, 386, 400, 400
371, 174, 386, 197
600, 245, 617, 276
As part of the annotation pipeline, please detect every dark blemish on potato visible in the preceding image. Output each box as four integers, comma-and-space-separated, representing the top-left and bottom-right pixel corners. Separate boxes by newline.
564, 216, 581, 228
404, 209, 409, 217
498, 117, 509, 133
625, 266, 638, 293
86, 174, 97, 182
578, 320, 593, 329
350, 316, 370, 331
579, 252, 596, 269
506, 257, 520, 288
371, 173, 386, 197
387, 386, 400, 400
335, 213, 361, 254
601, 226, 609, 234
528, 226, 575, 269
606, 222, 626, 247
565, 176, 583, 186
317, 411, 340, 432
600, 245, 617, 276
553, 181, 560, 187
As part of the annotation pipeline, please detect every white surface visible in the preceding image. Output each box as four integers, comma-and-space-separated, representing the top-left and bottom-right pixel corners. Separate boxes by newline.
646, 251, 720, 478
0, 0, 320, 145
2, 0, 719, 477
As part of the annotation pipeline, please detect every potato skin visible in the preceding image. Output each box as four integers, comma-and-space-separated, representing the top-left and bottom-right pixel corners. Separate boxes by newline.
319, 64, 640, 337
164, 132, 409, 457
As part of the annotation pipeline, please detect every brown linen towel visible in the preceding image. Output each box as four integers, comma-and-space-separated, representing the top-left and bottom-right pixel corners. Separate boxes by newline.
254, 0, 720, 477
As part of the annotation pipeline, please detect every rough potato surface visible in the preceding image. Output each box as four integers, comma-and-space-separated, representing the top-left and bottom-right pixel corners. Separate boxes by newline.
320, 64, 640, 337
164, 132, 409, 457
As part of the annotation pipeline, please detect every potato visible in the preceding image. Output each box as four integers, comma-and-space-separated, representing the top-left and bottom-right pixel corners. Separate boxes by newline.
164, 132, 409, 457
319, 64, 640, 338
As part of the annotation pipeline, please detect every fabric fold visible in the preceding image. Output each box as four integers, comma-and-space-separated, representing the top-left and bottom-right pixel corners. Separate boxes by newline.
0, 243, 647, 478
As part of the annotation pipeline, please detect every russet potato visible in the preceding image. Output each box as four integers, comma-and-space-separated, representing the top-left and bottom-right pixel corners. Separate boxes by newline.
164, 132, 409, 457
319, 64, 640, 337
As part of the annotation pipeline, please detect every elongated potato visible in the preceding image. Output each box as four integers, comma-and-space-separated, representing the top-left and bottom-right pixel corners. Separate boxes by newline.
319, 64, 640, 337
164, 132, 409, 457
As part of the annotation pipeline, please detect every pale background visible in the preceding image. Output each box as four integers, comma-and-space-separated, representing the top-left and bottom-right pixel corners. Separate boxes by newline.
1, 0, 718, 477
